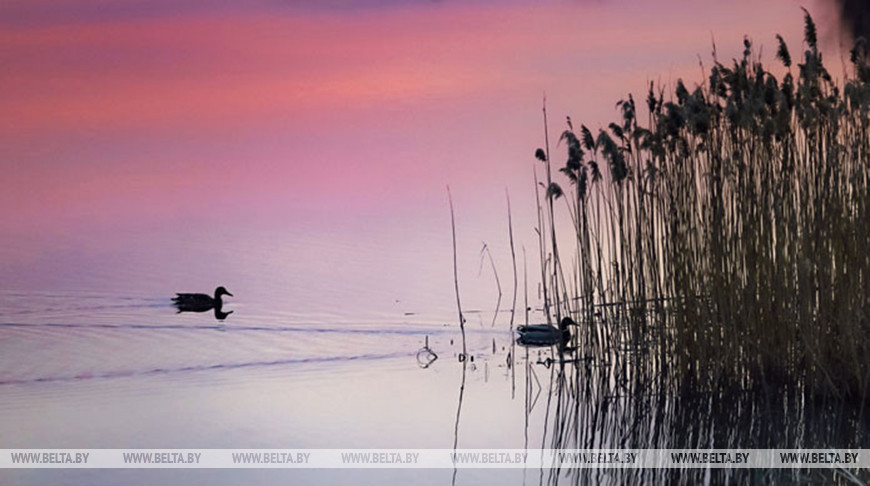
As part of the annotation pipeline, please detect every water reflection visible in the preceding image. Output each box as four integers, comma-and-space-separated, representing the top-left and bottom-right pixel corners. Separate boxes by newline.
452, 358, 468, 486
3, 288, 868, 485
416, 336, 438, 369
510, 331, 870, 485
172, 286, 234, 320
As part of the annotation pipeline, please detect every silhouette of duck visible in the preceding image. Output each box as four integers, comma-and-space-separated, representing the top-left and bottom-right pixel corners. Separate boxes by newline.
516, 317, 577, 346
172, 286, 233, 320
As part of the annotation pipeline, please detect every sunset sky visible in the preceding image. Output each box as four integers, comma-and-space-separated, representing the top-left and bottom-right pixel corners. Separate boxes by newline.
0, 0, 849, 294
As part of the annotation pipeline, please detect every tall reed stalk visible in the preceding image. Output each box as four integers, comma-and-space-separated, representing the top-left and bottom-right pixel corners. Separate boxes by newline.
535, 12, 870, 400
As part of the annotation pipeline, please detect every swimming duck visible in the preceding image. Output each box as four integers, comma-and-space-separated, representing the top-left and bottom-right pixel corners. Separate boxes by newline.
172, 286, 233, 313
516, 317, 577, 346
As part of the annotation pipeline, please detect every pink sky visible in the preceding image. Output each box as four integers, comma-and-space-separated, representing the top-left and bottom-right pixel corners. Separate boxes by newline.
0, 0, 845, 239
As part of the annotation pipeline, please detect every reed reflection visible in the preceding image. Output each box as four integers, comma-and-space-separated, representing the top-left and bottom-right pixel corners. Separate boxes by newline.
514, 309, 870, 485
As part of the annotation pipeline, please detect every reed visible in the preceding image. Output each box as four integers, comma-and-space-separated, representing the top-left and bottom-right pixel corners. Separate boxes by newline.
535, 12, 870, 401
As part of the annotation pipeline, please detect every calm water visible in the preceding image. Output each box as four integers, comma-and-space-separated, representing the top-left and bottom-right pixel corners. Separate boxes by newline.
2, 225, 868, 485
0, 217, 556, 485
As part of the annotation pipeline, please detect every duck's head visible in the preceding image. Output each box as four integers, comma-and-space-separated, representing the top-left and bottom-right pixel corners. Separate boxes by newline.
559, 317, 578, 329
214, 286, 233, 298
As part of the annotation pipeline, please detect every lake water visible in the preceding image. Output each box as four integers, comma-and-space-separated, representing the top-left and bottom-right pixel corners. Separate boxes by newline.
0, 273, 554, 486
2, 224, 868, 485
0, 218, 557, 485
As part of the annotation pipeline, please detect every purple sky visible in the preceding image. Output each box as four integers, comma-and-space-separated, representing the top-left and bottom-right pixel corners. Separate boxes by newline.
0, 0, 846, 245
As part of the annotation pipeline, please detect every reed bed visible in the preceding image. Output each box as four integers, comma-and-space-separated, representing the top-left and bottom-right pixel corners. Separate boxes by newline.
535, 12, 870, 401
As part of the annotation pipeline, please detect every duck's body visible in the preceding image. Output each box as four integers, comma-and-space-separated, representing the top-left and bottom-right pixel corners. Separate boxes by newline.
517, 317, 576, 346
173, 286, 233, 313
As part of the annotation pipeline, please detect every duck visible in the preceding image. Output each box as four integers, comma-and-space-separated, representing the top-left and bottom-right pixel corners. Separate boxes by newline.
516, 317, 577, 346
172, 286, 233, 313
